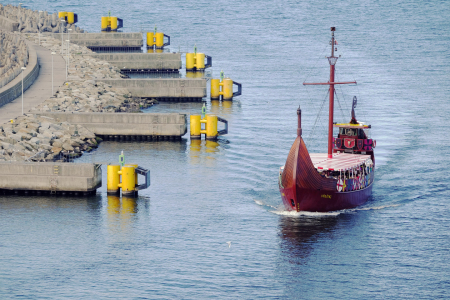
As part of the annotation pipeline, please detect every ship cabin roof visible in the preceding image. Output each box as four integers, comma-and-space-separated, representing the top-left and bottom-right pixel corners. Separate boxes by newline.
333, 122, 371, 129
310, 152, 373, 172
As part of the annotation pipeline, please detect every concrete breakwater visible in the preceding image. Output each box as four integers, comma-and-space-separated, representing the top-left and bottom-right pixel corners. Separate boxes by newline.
85, 53, 182, 72
0, 31, 29, 88
0, 162, 101, 194
0, 4, 83, 33
32, 112, 187, 140
0, 5, 164, 162
50, 33, 142, 51
96, 78, 207, 101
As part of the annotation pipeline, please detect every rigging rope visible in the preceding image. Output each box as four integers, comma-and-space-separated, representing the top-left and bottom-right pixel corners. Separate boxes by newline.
303, 43, 332, 150
302, 43, 330, 84
306, 89, 329, 148
334, 88, 346, 122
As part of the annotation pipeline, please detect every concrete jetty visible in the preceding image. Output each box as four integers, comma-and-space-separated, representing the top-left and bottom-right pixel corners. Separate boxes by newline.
0, 162, 101, 194
31, 112, 187, 140
51, 33, 143, 51
95, 78, 207, 101
85, 53, 182, 72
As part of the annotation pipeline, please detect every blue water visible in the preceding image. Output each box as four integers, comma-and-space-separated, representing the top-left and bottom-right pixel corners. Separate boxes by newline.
1, 0, 450, 298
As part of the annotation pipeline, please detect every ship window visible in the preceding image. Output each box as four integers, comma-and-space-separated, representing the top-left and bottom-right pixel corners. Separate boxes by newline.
340, 128, 357, 136
358, 129, 366, 139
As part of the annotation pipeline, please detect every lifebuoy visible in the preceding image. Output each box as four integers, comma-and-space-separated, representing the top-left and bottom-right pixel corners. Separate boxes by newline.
337, 178, 344, 192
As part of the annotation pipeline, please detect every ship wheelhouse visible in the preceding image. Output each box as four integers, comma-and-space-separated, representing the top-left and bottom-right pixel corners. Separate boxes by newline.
333, 122, 374, 155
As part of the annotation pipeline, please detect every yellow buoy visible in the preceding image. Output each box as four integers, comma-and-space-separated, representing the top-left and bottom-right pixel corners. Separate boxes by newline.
222, 78, 233, 101
107, 164, 121, 194
101, 16, 109, 31
67, 12, 75, 24
196, 53, 206, 70
186, 53, 195, 71
186, 53, 207, 71
146, 32, 154, 47
118, 166, 136, 196
206, 115, 218, 140
110, 16, 118, 31
210, 79, 220, 100
190, 115, 202, 139
101, 16, 122, 31
59, 12, 77, 24
125, 164, 139, 187
155, 32, 164, 48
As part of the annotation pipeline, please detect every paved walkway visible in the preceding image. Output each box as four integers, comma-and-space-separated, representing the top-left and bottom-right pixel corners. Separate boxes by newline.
0, 41, 66, 124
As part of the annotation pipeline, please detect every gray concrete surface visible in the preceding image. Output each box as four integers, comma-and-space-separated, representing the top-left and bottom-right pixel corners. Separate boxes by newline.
95, 78, 206, 98
50, 32, 143, 49
84, 53, 181, 71
30, 112, 187, 137
0, 41, 66, 124
0, 162, 102, 192
0, 15, 19, 32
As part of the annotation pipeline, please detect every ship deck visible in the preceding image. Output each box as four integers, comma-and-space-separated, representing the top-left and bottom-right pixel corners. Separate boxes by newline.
310, 152, 372, 171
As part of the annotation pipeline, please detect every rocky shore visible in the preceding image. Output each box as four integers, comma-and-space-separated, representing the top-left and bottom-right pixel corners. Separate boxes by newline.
0, 5, 156, 162
0, 114, 100, 162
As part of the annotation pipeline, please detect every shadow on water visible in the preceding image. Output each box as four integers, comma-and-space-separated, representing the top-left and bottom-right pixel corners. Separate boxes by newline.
277, 213, 351, 264
0, 193, 103, 213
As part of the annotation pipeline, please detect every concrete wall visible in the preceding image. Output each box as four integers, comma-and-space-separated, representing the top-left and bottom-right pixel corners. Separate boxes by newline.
0, 39, 39, 108
84, 53, 181, 70
31, 112, 187, 136
51, 32, 143, 48
95, 78, 206, 98
0, 15, 19, 32
0, 162, 102, 192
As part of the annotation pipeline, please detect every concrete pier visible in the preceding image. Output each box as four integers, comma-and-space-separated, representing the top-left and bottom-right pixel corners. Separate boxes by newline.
51, 33, 143, 50
95, 78, 207, 101
31, 112, 187, 138
84, 53, 182, 71
0, 162, 101, 193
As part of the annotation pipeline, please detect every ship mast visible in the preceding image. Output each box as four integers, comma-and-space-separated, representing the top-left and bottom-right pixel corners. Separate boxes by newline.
303, 27, 356, 159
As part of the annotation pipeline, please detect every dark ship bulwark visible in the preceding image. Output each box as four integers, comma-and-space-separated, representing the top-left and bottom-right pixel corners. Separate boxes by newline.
278, 27, 375, 212
279, 132, 374, 212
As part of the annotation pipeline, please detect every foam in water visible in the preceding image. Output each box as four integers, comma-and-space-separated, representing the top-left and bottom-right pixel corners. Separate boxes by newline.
270, 210, 341, 217
259, 199, 401, 217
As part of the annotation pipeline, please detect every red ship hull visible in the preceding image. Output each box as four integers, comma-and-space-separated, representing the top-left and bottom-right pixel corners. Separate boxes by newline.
278, 136, 374, 212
